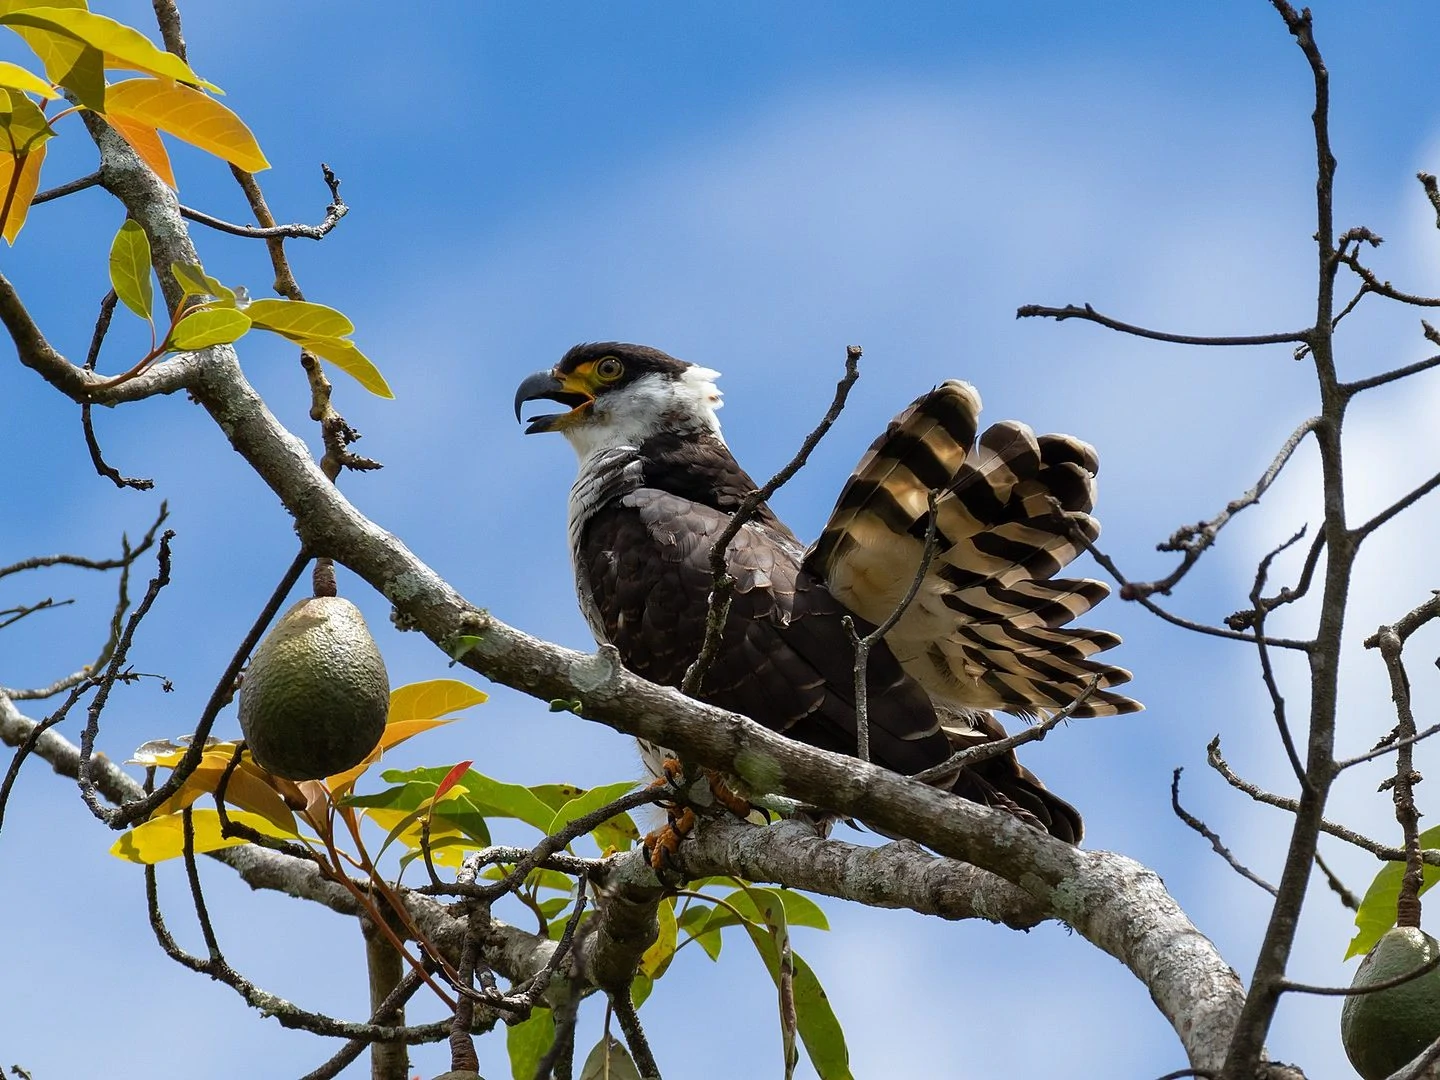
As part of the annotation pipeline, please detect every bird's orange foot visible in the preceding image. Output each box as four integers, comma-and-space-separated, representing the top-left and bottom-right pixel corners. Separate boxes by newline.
704, 769, 752, 819
647, 755, 684, 789
644, 805, 696, 871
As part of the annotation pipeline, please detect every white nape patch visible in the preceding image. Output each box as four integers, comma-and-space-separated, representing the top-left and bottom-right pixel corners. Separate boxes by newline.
562, 364, 726, 461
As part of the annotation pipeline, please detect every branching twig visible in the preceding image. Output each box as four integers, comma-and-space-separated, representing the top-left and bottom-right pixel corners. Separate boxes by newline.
1207, 737, 1440, 867
683, 345, 861, 696
1132, 418, 1318, 600
1063, 518, 1313, 650
179, 168, 347, 241
1171, 767, 1277, 896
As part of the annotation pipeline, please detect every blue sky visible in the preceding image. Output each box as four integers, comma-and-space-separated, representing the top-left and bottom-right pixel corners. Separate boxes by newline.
4, 3, 1440, 1077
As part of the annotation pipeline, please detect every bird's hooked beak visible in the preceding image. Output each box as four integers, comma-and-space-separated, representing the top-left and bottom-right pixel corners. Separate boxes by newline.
514, 368, 595, 434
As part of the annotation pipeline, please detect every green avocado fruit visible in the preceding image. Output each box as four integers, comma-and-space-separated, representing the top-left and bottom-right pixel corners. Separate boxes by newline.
1341, 925, 1440, 1080
238, 596, 389, 780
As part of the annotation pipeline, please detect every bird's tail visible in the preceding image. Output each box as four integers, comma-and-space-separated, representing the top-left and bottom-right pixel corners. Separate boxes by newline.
807, 379, 1141, 719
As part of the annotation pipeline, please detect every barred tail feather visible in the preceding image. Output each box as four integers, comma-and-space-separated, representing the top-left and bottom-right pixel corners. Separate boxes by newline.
806, 380, 1142, 720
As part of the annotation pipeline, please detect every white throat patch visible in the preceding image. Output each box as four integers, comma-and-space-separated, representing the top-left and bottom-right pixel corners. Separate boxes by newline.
562, 365, 726, 461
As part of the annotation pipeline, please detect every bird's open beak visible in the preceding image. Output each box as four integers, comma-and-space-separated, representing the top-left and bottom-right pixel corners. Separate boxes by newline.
514, 369, 595, 434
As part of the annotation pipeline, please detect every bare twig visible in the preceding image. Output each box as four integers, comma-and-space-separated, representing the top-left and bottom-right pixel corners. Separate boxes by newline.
1342, 351, 1440, 396
1313, 850, 1359, 911
1337, 249, 1440, 308
1421, 173, 1440, 231
845, 489, 939, 763
610, 991, 660, 1080
81, 290, 154, 490
683, 344, 861, 695
1171, 767, 1277, 896
911, 676, 1098, 785
1352, 471, 1440, 545
1131, 418, 1318, 599
1064, 520, 1313, 650
1337, 719, 1440, 772
1367, 607, 1438, 928
31, 170, 101, 205
1207, 737, 1440, 867
1016, 302, 1311, 347
179, 168, 347, 242
1249, 529, 1312, 790
1279, 948, 1440, 995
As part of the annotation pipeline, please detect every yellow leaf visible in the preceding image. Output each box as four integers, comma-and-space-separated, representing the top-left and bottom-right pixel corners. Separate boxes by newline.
300, 335, 393, 399
388, 679, 489, 725
107, 218, 153, 320
245, 298, 354, 339
109, 808, 296, 865
0, 0, 86, 11
169, 306, 251, 350
5, 26, 102, 109
324, 716, 458, 796
106, 111, 174, 187
0, 8, 218, 93
0, 59, 55, 99
104, 77, 266, 173
0, 140, 44, 243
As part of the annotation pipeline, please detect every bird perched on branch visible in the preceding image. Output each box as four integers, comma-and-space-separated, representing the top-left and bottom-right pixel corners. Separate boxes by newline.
515, 343, 1140, 848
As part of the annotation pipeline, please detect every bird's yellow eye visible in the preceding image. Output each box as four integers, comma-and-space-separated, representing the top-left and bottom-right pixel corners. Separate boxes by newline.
596, 356, 624, 381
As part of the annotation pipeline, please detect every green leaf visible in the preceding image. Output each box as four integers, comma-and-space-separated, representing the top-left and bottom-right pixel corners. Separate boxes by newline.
630, 972, 654, 1009
528, 783, 587, 811
341, 780, 491, 847
678, 903, 722, 961
506, 1006, 554, 1080
1347, 826, 1440, 959
640, 897, 678, 980
738, 890, 851, 1080
538, 896, 571, 921
380, 765, 556, 834
548, 780, 639, 838
108, 219, 152, 320
0, 85, 55, 152
168, 306, 251, 350
578, 1036, 642, 1080
170, 261, 235, 303
717, 886, 830, 931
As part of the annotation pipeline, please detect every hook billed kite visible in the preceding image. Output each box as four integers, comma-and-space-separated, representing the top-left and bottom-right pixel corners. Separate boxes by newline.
516, 343, 1140, 848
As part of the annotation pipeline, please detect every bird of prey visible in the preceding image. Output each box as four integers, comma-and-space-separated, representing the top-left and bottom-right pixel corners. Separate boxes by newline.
515, 343, 1141, 845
